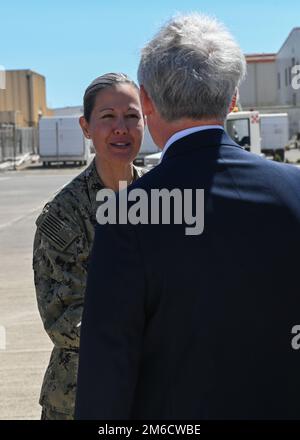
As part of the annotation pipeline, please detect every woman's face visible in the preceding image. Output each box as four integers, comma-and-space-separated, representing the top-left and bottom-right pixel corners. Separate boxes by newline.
80, 84, 144, 166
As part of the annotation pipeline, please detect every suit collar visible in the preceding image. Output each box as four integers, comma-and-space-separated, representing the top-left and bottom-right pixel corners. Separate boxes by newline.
161, 129, 242, 162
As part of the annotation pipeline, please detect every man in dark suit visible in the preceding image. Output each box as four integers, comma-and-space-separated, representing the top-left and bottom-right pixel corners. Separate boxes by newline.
75, 13, 300, 419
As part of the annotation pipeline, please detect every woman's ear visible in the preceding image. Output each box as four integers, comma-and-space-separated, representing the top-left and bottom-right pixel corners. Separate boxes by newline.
79, 116, 91, 139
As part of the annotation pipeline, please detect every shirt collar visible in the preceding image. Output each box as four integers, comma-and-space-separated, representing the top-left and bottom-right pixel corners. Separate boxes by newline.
159, 125, 224, 163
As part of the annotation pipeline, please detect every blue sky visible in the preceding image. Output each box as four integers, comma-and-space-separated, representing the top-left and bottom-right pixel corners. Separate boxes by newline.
0, 0, 299, 108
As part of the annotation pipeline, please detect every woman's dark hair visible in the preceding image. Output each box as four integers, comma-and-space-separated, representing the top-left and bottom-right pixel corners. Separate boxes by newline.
83, 73, 139, 122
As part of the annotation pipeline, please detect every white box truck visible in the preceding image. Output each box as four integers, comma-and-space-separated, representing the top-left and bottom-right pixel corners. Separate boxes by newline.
144, 110, 262, 169
39, 116, 92, 166
259, 113, 289, 161
225, 110, 262, 155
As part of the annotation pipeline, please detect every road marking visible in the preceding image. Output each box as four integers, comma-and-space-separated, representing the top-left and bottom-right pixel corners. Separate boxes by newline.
0, 205, 43, 230
0, 348, 51, 354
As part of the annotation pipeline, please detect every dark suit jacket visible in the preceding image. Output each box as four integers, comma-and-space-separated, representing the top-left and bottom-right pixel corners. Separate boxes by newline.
75, 129, 300, 420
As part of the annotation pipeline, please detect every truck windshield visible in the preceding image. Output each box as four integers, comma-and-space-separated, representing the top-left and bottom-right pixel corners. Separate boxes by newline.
226, 118, 251, 147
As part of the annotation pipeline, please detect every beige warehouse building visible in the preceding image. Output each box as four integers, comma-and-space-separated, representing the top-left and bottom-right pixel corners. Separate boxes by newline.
239, 28, 300, 136
0, 69, 52, 127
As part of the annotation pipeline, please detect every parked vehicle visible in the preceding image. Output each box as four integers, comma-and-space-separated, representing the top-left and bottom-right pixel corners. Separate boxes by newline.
144, 151, 162, 169
226, 110, 261, 155
39, 116, 92, 166
134, 126, 160, 166
259, 113, 289, 161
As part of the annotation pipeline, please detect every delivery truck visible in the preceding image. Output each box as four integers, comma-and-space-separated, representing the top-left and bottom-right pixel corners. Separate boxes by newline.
225, 110, 261, 155
39, 116, 92, 166
259, 113, 289, 162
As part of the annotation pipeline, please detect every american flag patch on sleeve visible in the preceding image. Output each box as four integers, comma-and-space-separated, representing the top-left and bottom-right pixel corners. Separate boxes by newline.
37, 211, 79, 252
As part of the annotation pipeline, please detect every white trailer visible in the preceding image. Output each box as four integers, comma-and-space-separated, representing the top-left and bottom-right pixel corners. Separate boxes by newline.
39, 116, 92, 166
259, 113, 289, 161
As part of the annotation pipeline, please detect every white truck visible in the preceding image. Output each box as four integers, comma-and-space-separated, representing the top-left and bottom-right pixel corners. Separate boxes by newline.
259, 113, 289, 162
39, 116, 92, 166
226, 110, 261, 155
144, 110, 262, 169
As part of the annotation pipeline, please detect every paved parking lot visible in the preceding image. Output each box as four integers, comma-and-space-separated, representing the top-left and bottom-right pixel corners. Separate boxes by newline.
285, 147, 300, 164
0, 164, 83, 420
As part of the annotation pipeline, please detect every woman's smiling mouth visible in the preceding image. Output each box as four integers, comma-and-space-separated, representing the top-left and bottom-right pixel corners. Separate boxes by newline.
110, 142, 131, 148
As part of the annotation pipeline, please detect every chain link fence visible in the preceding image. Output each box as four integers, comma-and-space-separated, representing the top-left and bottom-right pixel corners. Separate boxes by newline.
0, 124, 38, 163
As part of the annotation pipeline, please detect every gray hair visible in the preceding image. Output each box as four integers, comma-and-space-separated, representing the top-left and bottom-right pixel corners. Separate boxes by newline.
83, 72, 139, 122
137, 13, 246, 121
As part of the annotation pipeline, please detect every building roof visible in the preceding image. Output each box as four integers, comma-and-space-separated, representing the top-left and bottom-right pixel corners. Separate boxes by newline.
6, 69, 45, 78
245, 53, 276, 63
278, 27, 300, 54
244, 27, 300, 63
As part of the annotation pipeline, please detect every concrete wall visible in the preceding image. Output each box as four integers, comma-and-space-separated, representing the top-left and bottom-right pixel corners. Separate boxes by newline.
277, 28, 300, 106
239, 61, 278, 107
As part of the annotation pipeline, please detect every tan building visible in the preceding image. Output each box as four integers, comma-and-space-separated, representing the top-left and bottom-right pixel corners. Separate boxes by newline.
0, 69, 52, 127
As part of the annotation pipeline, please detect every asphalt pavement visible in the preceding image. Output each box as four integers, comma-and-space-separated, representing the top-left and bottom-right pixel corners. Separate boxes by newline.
0, 164, 83, 420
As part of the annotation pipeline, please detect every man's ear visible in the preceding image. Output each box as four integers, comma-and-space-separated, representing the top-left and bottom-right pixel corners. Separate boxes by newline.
140, 85, 155, 117
79, 116, 91, 139
229, 89, 238, 113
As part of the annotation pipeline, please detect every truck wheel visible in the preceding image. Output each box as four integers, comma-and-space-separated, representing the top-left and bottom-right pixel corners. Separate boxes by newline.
274, 149, 285, 162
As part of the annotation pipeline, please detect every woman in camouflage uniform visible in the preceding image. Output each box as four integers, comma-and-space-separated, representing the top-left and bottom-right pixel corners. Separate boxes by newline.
33, 73, 145, 419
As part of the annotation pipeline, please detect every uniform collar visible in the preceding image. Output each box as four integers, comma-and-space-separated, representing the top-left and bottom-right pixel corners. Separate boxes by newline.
86, 158, 143, 214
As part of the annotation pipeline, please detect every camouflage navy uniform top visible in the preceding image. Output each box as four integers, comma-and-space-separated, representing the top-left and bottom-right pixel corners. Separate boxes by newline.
33, 159, 145, 417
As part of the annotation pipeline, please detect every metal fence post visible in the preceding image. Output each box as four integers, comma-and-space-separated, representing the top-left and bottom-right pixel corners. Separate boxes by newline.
13, 123, 16, 170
